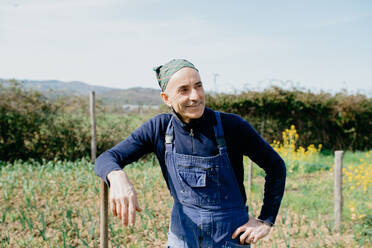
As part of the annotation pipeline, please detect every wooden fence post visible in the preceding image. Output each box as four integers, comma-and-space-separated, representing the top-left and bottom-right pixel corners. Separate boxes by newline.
100, 180, 109, 248
90, 91, 97, 161
90, 91, 108, 248
247, 159, 253, 200
334, 150, 344, 231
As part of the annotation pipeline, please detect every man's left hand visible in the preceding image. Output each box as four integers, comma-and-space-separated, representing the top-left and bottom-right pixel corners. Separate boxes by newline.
232, 216, 272, 245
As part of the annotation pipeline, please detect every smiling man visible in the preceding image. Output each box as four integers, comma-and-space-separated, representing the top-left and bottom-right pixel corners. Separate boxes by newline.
94, 59, 286, 247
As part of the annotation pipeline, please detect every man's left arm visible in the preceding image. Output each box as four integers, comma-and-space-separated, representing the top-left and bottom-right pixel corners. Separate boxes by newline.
228, 114, 287, 244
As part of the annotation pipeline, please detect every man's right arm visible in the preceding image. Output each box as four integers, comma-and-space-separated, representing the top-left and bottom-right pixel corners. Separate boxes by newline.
94, 116, 162, 226
94, 118, 157, 185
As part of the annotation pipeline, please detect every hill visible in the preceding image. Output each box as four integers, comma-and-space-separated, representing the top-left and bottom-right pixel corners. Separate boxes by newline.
0, 79, 162, 106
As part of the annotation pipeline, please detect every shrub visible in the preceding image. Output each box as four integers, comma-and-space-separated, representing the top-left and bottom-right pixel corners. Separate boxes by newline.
0, 80, 133, 161
207, 87, 372, 151
270, 125, 322, 174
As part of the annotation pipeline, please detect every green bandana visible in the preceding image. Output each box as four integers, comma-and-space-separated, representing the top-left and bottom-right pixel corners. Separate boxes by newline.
153, 59, 198, 91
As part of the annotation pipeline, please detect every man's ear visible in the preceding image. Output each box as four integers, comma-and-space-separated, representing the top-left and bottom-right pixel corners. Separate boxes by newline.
160, 92, 172, 107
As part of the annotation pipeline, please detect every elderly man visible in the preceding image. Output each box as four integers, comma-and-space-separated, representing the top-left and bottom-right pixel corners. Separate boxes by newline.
94, 59, 286, 247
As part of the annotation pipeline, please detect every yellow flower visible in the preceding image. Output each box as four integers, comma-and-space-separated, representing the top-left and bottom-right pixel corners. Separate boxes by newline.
272, 125, 323, 174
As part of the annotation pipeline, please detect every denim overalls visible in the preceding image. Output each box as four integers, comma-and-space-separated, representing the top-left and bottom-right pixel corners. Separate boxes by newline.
165, 111, 250, 248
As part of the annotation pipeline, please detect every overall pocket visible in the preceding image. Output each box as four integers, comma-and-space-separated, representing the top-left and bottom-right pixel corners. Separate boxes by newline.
176, 166, 221, 206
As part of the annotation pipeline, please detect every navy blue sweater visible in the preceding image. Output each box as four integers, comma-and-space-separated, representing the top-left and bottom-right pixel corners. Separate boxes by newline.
94, 107, 286, 224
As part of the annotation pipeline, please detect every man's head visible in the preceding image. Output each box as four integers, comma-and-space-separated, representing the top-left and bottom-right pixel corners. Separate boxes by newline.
153, 59, 205, 123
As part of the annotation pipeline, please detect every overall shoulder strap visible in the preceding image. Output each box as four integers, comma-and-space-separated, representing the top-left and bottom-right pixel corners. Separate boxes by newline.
165, 116, 174, 151
213, 111, 226, 148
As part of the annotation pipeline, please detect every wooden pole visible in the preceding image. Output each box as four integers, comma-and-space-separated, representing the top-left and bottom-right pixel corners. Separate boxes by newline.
100, 181, 109, 248
90, 91, 108, 248
334, 150, 344, 231
90, 91, 97, 162
247, 159, 253, 200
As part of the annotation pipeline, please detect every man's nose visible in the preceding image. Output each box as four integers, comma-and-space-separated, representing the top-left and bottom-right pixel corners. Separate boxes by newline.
189, 88, 199, 101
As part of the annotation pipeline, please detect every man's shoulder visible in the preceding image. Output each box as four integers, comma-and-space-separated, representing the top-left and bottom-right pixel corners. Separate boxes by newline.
132, 113, 172, 138
217, 110, 245, 124
212, 109, 255, 134
146, 113, 173, 129
204, 107, 247, 126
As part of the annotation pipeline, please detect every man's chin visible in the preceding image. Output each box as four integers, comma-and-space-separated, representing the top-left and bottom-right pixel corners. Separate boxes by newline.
186, 108, 205, 119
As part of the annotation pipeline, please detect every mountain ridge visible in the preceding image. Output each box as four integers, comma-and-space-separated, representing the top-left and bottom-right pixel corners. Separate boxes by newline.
0, 78, 162, 105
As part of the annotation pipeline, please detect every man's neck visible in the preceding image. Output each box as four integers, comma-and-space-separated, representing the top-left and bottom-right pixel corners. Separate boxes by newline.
171, 107, 207, 128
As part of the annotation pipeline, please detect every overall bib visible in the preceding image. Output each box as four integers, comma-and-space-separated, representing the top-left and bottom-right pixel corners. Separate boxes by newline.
165, 111, 250, 248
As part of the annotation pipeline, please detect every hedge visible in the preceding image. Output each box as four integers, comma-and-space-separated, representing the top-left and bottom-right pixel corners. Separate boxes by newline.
206, 87, 372, 151
0, 81, 133, 161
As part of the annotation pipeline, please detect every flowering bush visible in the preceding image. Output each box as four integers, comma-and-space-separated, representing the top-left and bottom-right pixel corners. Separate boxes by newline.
207, 86, 372, 151
343, 151, 372, 193
271, 125, 322, 174
343, 151, 372, 226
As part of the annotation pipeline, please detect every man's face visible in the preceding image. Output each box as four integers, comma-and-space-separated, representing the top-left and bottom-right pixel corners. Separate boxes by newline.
160, 67, 205, 123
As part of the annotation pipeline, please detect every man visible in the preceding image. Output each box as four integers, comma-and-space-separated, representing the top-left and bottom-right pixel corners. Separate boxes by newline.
94, 59, 286, 247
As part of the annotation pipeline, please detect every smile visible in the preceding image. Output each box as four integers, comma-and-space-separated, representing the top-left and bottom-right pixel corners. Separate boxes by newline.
186, 104, 200, 108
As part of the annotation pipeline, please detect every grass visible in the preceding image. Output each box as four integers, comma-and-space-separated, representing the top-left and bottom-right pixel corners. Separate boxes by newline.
248, 151, 371, 247
0, 152, 371, 247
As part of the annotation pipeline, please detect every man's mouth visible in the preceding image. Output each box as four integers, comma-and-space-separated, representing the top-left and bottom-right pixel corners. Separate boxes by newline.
186, 104, 201, 108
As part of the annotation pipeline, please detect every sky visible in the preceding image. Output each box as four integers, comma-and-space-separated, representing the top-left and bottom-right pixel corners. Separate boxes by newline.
1, 0, 371, 95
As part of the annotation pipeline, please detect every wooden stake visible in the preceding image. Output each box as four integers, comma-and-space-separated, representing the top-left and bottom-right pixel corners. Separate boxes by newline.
100, 180, 109, 248
248, 159, 253, 200
90, 91, 97, 162
90, 91, 108, 248
334, 150, 344, 231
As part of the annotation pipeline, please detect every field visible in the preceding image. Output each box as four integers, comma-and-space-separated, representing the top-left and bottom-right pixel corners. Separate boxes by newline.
0, 151, 371, 247
2, 74, 372, 248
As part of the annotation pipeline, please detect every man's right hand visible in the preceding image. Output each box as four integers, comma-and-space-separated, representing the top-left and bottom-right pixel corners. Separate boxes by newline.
107, 170, 142, 226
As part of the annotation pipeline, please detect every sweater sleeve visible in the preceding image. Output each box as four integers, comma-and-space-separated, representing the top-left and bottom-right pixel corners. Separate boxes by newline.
94, 117, 156, 186
235, 115, 286, 225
